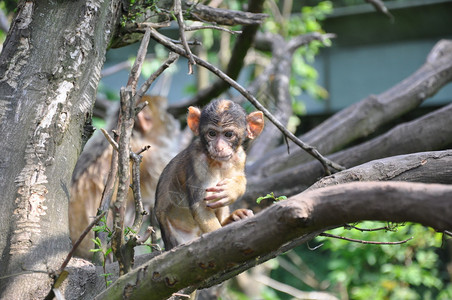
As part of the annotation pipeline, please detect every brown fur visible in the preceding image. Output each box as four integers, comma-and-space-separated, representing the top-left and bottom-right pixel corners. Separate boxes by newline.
69, 96, 180, 258
155, 99, 264, 250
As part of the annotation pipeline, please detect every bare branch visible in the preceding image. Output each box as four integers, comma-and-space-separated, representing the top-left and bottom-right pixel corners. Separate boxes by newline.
169, 0, 265, 112
184, 1, 267, 26
111, 87, 135, 275
319, 232, 413, 245
344, 223, 397, 232
129, 149, 149, 234
249, 39, 452, 177
184, 24, 242, 35
174, 0, 196, 74
365, 0, 394, 22
58, 211, 107, 276
148, 27, 344, 174
127, 28, 151, 92
134, 52, 179, 104
100, 128, 119, 152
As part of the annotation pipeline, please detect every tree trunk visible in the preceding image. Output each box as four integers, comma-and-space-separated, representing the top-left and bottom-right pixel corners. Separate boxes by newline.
0, 1, 122, 298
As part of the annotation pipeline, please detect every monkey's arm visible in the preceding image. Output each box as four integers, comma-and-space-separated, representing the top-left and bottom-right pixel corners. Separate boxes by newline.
190, 201, 223, 233
204, 175, 246, 209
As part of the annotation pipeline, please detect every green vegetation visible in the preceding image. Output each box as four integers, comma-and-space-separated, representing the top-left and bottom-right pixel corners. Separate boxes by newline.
266, 222, 452, 299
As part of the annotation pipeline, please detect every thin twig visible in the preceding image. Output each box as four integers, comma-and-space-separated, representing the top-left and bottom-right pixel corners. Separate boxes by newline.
111, 33, 178, 275
184, 25, 242, 35
136, 145, 151, 155
135, 100, 149, 116
174, 0, 196, 74
127, 28, 152, 92
134, 52, 179, 104
94, 129, 119, 265
137, 226, 155, 244
365, 0, 394, 22
320, 233, 414, 245
130, 149, 150, 234
344, 223, 397, 232
58, 211, 107, 275
147, 27, 344, 174
112, 87, 135, 276
100, 128, 119, 152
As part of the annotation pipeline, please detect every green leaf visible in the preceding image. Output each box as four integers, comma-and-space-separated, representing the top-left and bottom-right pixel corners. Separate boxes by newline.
91, 237, 101, 247
105, 248, 113, 256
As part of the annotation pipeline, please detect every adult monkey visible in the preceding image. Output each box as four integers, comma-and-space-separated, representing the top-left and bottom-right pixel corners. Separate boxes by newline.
69, 95, 180, 258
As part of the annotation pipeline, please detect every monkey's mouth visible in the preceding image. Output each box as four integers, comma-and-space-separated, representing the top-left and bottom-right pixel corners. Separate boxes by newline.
211, 153, 233, 161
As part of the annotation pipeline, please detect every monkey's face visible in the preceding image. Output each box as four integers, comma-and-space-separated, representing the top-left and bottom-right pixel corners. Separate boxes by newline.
202, 125, 244, 162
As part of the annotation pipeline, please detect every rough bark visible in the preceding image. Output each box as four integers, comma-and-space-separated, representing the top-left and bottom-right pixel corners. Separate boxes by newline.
93, 182, 452, 300
306, 150, 452, 192
248, 39, 452, 177
242, 103, 452, 206
0, 1, 122, 299
113, 0, 267, 48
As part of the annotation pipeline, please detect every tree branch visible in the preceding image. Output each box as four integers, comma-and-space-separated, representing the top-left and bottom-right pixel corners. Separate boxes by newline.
95, 182, 452, 300
184, 1, 267, 26
148, 27, 344, 174
242, 102, 452, 206
245, 32, 335, 161
248, 39, 452, 176
112, 0, 267, 47
169, 0, 266, 113
174, 0, 196, 74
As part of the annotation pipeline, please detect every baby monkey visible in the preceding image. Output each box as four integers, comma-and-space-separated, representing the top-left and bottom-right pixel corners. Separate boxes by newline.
155, 99, 264, 249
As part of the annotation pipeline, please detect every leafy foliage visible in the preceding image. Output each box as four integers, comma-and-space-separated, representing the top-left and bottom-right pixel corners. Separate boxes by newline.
268, 222, 452, 299
91, 215, 114, 288
256, 192, 287, 204
263, 1, 333, 106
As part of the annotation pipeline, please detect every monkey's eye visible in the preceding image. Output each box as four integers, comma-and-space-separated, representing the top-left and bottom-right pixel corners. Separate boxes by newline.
208, 130, 217, 137
224, 131, 233, 138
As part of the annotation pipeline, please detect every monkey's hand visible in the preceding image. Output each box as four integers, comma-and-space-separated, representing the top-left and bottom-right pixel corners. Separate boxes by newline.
204, 178, 244, 209
221, 209, 254, 226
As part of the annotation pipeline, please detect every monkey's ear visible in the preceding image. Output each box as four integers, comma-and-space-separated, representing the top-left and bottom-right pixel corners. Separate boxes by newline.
187, 106, 201, 135
246, 111, 264, 139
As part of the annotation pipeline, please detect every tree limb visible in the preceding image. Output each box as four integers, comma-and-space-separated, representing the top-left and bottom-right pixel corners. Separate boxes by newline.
242, 104, 452, 207
148, 27, 344, 174
95, 181, 452, 300
112, 0, 267, 48
245, 32, 335, 161
184, 1, 267, 26
248, 39, 452, 176
168, 0, 266, 113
